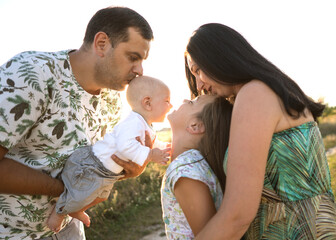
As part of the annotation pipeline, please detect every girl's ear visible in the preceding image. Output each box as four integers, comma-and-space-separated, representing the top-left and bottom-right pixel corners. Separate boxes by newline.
141, 96, 152, 111
186, 118, 205, 134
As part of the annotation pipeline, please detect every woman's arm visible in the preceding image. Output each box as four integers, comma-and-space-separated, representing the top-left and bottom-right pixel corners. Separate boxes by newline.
175, 177, 217, 236
196, 81, 282, 239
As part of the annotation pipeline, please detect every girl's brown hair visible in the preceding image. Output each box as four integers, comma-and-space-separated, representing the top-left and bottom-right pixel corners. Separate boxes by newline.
197, 96, 233, 192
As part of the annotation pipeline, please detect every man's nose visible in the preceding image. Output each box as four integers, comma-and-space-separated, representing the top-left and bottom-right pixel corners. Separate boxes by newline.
133, 63, 143, 76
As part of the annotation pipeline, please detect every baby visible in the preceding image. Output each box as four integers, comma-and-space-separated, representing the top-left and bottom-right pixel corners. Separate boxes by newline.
47, 76, 172, 232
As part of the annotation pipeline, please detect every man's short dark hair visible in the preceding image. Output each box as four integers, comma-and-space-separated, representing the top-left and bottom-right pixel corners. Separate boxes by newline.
84, 6, 154, 47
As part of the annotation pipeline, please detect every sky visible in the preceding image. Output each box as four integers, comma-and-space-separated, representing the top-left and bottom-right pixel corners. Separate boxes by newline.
0, 0, 335, 129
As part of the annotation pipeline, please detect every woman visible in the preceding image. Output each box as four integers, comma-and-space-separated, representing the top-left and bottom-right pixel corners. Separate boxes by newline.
185, 23, 336, 239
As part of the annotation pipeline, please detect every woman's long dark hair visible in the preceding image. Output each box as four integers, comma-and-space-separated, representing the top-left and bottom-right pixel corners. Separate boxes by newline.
185, 23, 324, 120
197, 96, 233, 192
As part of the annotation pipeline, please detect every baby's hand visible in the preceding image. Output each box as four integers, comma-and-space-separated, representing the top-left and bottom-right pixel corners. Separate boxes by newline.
149, 148, 171, 165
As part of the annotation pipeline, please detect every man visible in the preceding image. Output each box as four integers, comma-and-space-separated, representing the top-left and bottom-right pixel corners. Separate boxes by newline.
0, 6, 153, 239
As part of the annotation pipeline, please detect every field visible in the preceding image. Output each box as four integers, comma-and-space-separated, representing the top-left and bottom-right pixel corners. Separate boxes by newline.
85, 110, 336, 240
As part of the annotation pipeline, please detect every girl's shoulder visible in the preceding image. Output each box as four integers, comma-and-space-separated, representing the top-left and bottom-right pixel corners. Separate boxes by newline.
167, 149, 205, 172
165, 149, 212, 185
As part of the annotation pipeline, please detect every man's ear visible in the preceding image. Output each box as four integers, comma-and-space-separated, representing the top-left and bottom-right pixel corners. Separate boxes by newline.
141, 96, 152, 111
93, 32, 111, 57
186, 118, 205, 134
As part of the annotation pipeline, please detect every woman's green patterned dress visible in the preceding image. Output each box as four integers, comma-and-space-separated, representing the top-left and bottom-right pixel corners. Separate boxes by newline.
225, 121, 336, 239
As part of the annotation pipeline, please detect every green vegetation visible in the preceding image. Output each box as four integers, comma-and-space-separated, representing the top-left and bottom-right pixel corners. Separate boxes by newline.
320, 110, 336, 197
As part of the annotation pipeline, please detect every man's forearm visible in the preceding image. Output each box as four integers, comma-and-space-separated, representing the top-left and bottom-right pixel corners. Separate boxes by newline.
0, 157, 64, 197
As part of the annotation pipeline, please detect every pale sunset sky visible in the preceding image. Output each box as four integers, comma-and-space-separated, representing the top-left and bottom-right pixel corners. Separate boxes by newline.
0, 0, 335, 129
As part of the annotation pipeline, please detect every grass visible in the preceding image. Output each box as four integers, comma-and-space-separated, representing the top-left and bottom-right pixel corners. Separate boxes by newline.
328, 154, 336, 197
320, 114, 336, 197
84, 117, 336, 240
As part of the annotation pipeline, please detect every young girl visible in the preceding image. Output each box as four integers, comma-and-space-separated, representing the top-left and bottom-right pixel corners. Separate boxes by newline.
161, 95, 233, 239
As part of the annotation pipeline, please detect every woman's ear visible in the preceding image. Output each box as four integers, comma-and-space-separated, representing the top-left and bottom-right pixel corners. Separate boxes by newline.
186, 118, 205, 134
93, 32, 111, 57
141, 96, 152, 111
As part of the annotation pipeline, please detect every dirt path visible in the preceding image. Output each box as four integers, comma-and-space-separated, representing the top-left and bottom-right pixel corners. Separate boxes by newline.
327, 146, 336, 156
140, 226, 166, 240
140, 228, 166, 240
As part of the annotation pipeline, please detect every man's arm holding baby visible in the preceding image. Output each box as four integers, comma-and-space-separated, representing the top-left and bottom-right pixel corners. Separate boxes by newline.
0, 145, 64, 196
0, 131, 153, 197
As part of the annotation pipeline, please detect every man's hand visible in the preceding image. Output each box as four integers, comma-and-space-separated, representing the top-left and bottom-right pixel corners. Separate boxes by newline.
112, 131, 153, 180
112, 155, 148, 180
137, 130, 153, 149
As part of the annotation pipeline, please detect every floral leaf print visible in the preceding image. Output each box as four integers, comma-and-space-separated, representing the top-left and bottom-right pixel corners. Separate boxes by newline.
18, 147, 42, 166
10, 227, 24, 235
90, 95, 99, 110
73, 138, 89, 151
45, 76, 67, 109
48, 120, 66, 139
10, 102, 29, 121
0, 196, 15, 217
6, 60, 13, 68
16, 119, 35, 135
35, 55, 56, 75
37, 130, 54, 144
0, 126, 8, 134
0, 79, 27, 95
63, 59, 70, 70
82, 105, 96, 128
0, 139, 10, 148
45, 151, 69, 169
67, 88, 82, 111
6, 78, 14, 87
16, 201, 47, 222
33, 143, 59, 152
0, 108, 9, 125
60, 123, 84, 147
17, 61, 42, 92
7, 95, 31, 121
61, 130, 79, 146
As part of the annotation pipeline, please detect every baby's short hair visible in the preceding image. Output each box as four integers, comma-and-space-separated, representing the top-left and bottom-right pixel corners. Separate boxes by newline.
126, 76, 168, 109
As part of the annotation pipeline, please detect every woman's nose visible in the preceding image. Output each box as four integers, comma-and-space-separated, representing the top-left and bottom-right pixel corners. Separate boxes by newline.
196, 78, 204, 91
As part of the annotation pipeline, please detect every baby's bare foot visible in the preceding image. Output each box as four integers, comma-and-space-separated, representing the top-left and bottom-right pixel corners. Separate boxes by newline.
70, 211, 91, 227
47, 208, 65, 232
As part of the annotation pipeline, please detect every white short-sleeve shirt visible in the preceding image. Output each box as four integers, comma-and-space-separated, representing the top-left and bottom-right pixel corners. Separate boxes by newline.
161, 149, 223, 239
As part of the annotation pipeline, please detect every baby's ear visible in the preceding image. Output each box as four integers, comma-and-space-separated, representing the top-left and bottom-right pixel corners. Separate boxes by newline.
141, 96, 152, 111
186, 118, 205, 134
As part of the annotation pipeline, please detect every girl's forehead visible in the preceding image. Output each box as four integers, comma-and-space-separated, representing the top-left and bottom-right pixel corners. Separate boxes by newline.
196, 94, 215, 102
